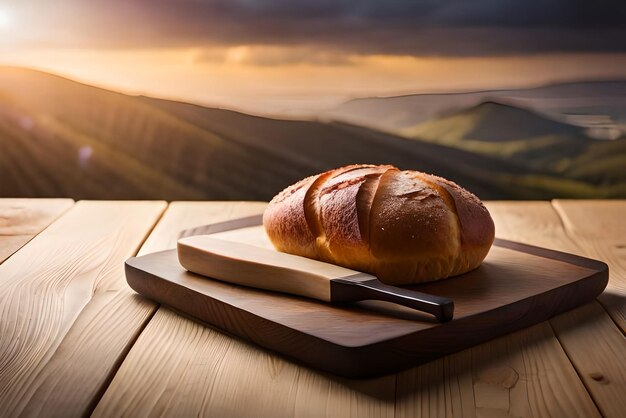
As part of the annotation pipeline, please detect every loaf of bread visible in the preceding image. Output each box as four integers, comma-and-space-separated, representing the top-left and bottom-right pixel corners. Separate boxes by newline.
263, 165, 495, 285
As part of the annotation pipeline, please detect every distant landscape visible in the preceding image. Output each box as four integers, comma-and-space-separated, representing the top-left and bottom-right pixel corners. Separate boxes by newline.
1, 67, 625, 201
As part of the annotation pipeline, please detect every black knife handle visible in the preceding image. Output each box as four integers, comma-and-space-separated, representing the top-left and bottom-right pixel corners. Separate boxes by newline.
331, 278, 454, 322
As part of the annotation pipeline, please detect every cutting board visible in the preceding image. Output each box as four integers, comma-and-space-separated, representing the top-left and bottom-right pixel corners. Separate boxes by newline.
125, 214, 608, 378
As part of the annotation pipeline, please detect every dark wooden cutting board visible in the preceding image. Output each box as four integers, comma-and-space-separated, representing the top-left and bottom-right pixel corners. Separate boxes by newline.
125, 215, 608, 378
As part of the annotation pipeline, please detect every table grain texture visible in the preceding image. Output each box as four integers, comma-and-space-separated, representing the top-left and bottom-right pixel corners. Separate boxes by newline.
0, 199, 624, 418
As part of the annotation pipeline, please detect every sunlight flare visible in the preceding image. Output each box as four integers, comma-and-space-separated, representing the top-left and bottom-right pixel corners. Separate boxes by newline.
0, 5, 13, 30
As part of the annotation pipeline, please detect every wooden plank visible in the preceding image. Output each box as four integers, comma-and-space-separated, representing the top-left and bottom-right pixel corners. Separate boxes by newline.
0, 198, 73, 264
93, 202, 395, 418
0, 200, 166, 417
489, 201, 626, 418
396, 201, 600, 417
551, 302, 626, 418
488, 201, 580, 253
549, 200, 626, 418
95, 307, 394, 418
552, 200, 626, 331
397, 322, 599, 418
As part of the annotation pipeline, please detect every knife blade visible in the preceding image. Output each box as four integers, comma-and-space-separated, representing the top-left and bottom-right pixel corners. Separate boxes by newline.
177, 235, 454, 322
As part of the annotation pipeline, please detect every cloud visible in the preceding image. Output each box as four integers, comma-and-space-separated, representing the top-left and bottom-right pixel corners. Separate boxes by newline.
128, 0, 626, 29
15, 0, 626, 56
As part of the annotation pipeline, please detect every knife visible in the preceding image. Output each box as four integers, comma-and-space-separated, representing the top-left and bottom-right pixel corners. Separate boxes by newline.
177, 236, 454, 322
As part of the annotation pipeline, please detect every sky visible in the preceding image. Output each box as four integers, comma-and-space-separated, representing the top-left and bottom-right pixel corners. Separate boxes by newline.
1, 0, 626, 113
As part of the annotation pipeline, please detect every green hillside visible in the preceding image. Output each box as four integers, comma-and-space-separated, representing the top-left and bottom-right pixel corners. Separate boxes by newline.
406, 101, 584, 141
0, 67, 623, 200
402, 101, 626, 194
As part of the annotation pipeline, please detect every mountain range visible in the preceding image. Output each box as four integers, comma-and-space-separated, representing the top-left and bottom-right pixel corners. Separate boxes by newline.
328, 80, 626, 140
0, 67, 624, 200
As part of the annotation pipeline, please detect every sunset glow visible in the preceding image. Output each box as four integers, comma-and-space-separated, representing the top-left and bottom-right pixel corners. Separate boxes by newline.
4, 48, 626, 114
0, 1, 625, 113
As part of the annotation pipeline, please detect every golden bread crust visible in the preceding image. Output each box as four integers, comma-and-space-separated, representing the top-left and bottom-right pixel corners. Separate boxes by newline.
263, 165, 495, 285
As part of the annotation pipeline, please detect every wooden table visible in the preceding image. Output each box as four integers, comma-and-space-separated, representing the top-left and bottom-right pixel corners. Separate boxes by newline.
0, 199, 624, 418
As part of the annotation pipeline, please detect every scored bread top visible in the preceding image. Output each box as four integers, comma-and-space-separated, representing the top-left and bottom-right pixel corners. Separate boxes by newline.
263, 164, 495, 284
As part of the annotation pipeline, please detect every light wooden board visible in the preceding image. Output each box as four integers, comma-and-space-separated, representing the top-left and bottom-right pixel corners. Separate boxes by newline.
551, 302, 626, 418
0, 198, 73, 264
396, 322, 600, 418
0, 200, 166, 417
94, 202, 396, 418
3, 199, 622, 417
490, 201, 626, 418
395, 201, 602, 417
553, 200, 626, 332
549, 200, 626, 418
479, 201, 626, 417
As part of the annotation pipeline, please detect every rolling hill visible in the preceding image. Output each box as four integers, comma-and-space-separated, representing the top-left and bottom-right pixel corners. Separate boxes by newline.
0, 67, 623, 200
402, 101, 626, 188
328, 80, 626, 140
407, 101, 585, 142
0, 67, 528, 200
404, 101, 590, 167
